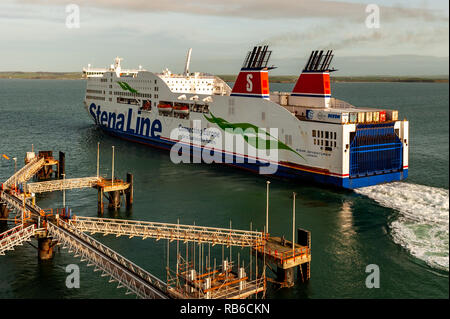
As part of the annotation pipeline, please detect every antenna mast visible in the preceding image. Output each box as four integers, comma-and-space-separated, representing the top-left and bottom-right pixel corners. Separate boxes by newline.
184, 48, 192, 76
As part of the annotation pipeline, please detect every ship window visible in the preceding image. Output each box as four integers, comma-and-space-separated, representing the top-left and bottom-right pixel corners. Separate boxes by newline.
325, 131, 329, 139
321, 131, 324, 138
334, 141, 336, 147
312, 130, 316, 137
314, 139, 316, 145
321, 140, 323, 146
334, 132, 336, 139
325, 140, 329, 147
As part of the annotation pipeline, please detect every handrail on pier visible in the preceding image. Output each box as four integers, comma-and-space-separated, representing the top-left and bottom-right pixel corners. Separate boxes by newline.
4, 157, 45, 187
48, 221, 169, 299
69, 216, 265, 247
0, 224, 36, 255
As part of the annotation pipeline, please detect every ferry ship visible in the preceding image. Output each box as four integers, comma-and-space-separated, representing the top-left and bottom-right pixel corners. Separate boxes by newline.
82, 46, 408, 189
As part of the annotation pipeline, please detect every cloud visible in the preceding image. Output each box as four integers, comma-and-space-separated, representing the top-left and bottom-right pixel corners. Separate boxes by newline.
18, 0, 448, 22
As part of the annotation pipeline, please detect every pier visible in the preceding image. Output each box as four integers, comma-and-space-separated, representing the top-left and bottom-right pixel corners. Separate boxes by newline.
0, 148, 311, 298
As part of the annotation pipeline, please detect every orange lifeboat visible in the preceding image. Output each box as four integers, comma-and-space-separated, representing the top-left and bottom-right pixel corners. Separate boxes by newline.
141, 100, 151, 111
173, 104, 189, 115
158, 103, 172, 113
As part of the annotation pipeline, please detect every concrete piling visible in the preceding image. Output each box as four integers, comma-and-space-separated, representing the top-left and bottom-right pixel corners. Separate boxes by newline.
276, 267, 295, 287
98, 188, 104, 214
108, 191, 121, 210
38, 237, 54, 260
0, 202, 9, 224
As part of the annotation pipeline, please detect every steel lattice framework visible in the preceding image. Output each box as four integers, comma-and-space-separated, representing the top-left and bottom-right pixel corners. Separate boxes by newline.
4, 157, 45, 187
0, 224, 35, 255
48, 221, 169, 299
69, 216, 265, 247
26, 177, 101, 194
0, 191, 42, 218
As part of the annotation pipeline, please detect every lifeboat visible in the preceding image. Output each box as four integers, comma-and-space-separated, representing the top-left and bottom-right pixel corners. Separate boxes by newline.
141, 101, 151, 111
173, 104, 190, 115
158, 103, 172, 113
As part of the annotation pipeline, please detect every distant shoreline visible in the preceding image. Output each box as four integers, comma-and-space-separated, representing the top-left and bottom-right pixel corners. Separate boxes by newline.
218, 75, 449, 83
0, 72, 448, 83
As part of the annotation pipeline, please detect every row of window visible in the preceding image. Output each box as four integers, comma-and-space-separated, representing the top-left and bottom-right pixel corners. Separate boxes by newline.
86, 95, 105, 101
314, 139, 337, 148
121, 79, 157, 83
167, 80, 211, 84
170, 87, 211, 93
125, 79, 158, 84
86, 89, 103, 94
113, 91, 155, 98
312, 130, 336, 140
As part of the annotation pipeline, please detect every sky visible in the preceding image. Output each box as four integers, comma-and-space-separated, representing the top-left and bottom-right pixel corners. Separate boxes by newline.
0, 0, 448, 75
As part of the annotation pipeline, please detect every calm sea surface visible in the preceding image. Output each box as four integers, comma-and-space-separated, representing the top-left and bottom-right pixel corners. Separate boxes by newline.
0, 79, 448, 298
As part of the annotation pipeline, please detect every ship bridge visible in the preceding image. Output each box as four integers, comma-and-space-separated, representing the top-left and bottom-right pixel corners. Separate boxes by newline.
157, 48, 231, 96
157, 69, 231, 96
83, 57, 145, 78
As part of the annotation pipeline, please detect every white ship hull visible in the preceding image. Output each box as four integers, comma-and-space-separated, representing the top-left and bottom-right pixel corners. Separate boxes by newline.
83, 51, 409, 189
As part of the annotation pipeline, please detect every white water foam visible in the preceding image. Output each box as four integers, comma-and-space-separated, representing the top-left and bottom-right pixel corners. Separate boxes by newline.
355, 182, 449, 271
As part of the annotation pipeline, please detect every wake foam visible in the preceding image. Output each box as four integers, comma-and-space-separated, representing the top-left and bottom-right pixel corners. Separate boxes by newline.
355, 182, 449, 271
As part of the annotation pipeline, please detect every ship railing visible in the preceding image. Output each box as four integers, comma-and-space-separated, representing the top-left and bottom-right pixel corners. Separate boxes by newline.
254, 245, 310, 263
329, 98, 356, 109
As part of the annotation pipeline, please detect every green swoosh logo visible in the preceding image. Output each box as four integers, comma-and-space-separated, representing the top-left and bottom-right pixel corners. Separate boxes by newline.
204, 112, 305, 161
117, 81, 139, 94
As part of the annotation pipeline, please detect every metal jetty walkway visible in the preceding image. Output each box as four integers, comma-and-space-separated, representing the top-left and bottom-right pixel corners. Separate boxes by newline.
69, 216, 264, 247
1, 149, 311, 298
4, 157, 45, 187
0, 190, 41, 220
48, 220, 169, 299
0, 224, 36, 255
0, 152, 168, 298
26, 177, 102, 193
1, 191, 170, 298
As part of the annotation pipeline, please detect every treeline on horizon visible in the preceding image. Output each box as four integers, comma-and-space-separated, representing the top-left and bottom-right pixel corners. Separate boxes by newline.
0, 72, 448, 83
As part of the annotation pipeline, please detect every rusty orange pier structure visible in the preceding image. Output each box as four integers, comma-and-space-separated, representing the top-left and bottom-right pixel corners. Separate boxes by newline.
18, 146, 133, 215
1, 147, 312, 298
95, 174, 133, 214
254, 230, 311, 287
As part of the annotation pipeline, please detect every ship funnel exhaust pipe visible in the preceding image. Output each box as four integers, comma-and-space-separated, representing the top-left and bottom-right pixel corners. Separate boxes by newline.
184, 48, 192, 76
231, 45, 276, 100
290, 50, 336, 108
